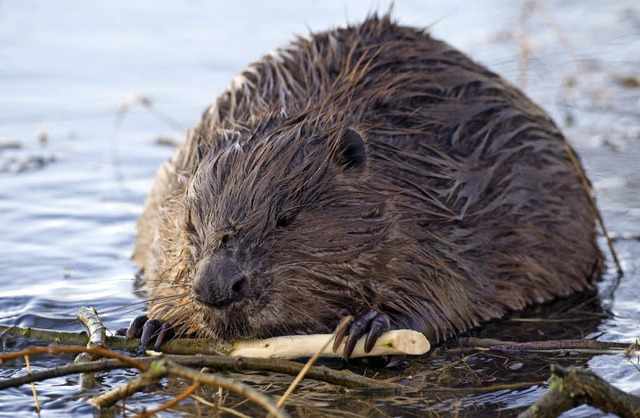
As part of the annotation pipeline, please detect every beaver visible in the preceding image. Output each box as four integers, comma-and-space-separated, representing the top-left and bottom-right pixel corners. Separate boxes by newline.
128, 15, 603, 358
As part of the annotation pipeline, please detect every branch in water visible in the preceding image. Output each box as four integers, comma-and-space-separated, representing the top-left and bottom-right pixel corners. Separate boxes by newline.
76, 306, 109, 389
0, 323, 429, 358
465, 337, 638, 355
518, 364, 640, 418
0, 348, 404, 391
91, 357, 289, 418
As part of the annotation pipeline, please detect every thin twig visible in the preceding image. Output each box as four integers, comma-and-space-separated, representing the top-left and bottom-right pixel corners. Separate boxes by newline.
190, 394, 253, 418
168, 359, 289, 418
0, 346, 147, 371
92, 358, 289, 417
138, 381, 201, 417
0, 358, 130, 390
135, 96, 186, 134
466, 337, 637, 355
276, 316, 352, 408
24, 355, 41, 414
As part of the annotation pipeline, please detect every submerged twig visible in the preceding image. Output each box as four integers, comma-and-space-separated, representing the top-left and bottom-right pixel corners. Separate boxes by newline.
139, 381, 201, 418
466, 337, 638, 355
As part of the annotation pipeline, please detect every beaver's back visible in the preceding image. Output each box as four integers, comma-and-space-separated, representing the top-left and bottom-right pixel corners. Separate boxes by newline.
134, 15, 602, 343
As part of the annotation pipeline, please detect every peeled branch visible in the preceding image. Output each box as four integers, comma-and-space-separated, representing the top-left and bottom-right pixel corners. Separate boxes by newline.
231, 329, 430, 359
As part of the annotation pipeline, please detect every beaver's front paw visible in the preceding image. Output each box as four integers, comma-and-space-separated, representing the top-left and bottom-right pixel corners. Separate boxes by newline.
120, 315, 175, 352
332, 309, 390, 359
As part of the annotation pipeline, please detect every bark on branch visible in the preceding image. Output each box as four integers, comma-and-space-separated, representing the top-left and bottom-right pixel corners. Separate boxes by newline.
518, 364, 640, 418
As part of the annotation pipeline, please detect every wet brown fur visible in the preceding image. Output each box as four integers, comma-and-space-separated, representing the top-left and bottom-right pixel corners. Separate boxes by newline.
133, 15, 603, 343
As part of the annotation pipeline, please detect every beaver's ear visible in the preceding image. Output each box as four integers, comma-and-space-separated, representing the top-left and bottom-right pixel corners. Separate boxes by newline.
335, 128, 367, 172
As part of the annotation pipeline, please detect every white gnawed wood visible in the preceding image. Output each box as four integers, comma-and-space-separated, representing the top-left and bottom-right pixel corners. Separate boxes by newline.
231, 330, 430, 359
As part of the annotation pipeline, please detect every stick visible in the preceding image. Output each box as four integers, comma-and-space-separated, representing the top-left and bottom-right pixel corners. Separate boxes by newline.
518, 364, 640, 418
91, 358, 289, 418
77, 306, 107, 348
0, 324, 231, 354
76, 306, 108, 389
466, 337, 639, 355
231, 329, 430, 359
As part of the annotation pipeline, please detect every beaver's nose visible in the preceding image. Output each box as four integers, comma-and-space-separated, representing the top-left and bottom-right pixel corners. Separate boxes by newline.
193, 258, 248, 309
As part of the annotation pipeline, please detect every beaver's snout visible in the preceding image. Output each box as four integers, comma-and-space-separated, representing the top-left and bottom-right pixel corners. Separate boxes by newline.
193, 258, 248, 309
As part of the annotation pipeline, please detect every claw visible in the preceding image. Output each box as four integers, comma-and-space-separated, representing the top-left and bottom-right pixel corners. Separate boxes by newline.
332, 317, 354, 353
333, 310, 391, 359
343, 310, 377, 358
124, 315, 178, 353
153, 322, 175, 351
125, 315, 148, 339
364, 314, 390, 353
140, 319, 163, 348
342, 329, 359, 359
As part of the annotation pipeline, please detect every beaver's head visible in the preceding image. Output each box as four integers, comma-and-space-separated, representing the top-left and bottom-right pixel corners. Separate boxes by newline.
181, 121, 394, 339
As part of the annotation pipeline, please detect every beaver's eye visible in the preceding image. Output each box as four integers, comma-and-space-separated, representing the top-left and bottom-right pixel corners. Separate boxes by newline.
276, 213, 295, 228
220, 232, 232, 245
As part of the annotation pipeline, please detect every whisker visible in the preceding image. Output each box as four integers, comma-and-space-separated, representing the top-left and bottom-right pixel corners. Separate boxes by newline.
106, 306, 152, 322
112, 295, 192, 323
139, 285, 191, 295
141, 279, 191, 287
98, 299, 157, 315
101, 293, 191, 321
118, 292, 191, 310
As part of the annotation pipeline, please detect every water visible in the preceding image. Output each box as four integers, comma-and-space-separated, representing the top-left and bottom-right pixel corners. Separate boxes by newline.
1, 0, 639, 416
